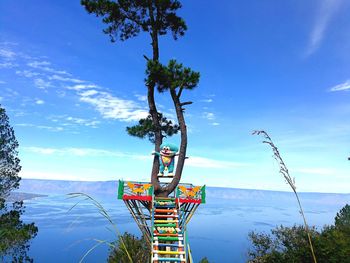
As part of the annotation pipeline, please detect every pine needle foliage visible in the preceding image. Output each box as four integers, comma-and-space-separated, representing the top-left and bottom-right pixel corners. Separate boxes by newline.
126, 113, 179, 143
81, 0, 187, 42
0, 105, 38, 262
108, 232, 150, 263
146, 59, 200, 93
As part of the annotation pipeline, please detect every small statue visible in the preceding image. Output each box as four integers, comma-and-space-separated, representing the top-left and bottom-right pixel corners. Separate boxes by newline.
152, 142, 179, 177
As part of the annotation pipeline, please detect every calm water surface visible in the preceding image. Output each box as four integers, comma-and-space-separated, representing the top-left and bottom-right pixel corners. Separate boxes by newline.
22, 191, 349, 262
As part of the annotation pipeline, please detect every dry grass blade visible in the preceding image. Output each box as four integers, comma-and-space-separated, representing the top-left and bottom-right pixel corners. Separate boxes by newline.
67, 192, 133, 263
78, 240, 105, 263
78, 239, 117, 263
252, 130, 317, 263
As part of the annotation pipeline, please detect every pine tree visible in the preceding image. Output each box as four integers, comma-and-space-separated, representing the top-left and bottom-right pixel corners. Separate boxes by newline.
81, 0, 199, 196
0, 105, 38, 262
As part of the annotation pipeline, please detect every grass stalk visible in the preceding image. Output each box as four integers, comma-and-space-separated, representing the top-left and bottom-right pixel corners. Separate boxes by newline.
252, 130, 317, 263
67, 193, 133, 263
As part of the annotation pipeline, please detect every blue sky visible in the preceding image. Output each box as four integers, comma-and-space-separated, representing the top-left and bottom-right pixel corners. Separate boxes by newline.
1, 0, 349, 193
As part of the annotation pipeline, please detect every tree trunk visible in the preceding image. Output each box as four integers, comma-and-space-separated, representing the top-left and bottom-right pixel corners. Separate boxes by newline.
146, 1, 187, 197
161, 88, 187, 196
147, 0, 162, 194
147, 86, 162, 193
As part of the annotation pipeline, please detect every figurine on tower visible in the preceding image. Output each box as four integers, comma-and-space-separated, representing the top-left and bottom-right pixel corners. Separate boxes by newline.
152, 142, 179, 177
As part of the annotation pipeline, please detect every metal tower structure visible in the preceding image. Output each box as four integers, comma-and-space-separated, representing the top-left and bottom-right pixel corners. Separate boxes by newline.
118, 180, 206, 262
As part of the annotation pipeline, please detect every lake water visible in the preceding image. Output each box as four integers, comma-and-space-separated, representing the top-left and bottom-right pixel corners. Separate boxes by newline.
20, 187, 350, 263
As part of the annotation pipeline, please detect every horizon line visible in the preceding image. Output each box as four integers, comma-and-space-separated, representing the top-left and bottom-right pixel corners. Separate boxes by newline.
20, 178, 350, 195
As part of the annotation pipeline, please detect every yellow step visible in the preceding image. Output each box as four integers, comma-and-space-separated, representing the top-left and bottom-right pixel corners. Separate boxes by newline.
153, 250, 186, 255
154, 220, 178, 223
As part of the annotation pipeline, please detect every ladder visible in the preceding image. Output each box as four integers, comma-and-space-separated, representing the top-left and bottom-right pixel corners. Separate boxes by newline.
151, 197, 186, 263
117, 181, 205, 263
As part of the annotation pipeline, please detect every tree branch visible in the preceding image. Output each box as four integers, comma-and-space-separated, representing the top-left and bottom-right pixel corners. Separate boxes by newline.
180, 101, 193, 106
177, 87, 184, 99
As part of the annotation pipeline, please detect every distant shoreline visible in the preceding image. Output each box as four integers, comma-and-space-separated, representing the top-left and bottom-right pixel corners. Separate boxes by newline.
20, 178, 350, 195
8, 192, 48, 202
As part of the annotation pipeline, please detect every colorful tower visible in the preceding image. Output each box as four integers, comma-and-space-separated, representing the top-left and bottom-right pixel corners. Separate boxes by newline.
118, 180, 205, 262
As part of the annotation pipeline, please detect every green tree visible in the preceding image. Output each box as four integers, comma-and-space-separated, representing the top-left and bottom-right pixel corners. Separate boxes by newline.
0, 105, 38, 262
334, 204, 350, 231
199, 257, 210, 263
108, 232, 150, 263
81, 0, 198, 196
248, 204, 350, 263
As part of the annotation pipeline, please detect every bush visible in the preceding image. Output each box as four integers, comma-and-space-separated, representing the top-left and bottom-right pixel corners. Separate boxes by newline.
108, 232, 150, 263
248, 204, 350, 263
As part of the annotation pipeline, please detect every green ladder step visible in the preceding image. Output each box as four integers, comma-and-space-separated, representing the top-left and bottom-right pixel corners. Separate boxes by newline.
154, 236, 183, 241
154, 258, 184, 262
154, 223, 177, 227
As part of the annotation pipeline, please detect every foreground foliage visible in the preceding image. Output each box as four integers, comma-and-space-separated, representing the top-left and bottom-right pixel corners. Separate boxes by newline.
0, 105, 38, 262
248, 204, 350, 263
108, 232, 150, 263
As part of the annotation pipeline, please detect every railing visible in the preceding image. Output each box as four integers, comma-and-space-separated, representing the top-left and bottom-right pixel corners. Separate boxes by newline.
118, 180, 206, 204
118, 180, 153, 201
176, 184, 206, 204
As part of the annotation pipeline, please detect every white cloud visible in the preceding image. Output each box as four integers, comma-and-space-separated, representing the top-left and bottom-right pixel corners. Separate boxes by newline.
18, 114, 100, 130
22, 146, 247, 170
79, 90, 148, 122
4, 88, 19, 97
306, 0, 343, 56
24, 147, 58, 155
202, 112, 220, 126
0, 41, 18, 46
0, 48, 16, 59
16, 123, 64, 132
34, 78, 52, 89
35, 99, 45, 105
200, 99, 213, 103
1, 44, 148, 124
66, 84, 98, 91
28, 60, 70, 76
65, 116, 100, 128
49, 74, 84, 83
22, 146, 148, 159
79, 89, 99, 97
0, 62, 17, 68
203, 112, 215, 120
186, 156, 247, 169
16, 70, 41, 78
135, 94, 147, 102
20, 170, 86, 181
28, 61, 49, 67
329, 80, 350, 92
37, 125, 64, 132
11, 110, 26, 117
